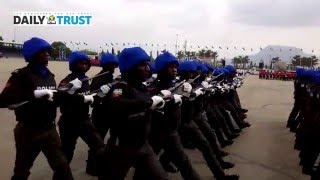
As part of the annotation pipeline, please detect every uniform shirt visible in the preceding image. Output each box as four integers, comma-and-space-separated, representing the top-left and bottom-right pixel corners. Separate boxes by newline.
89, 70, 113, 124
107, 79, 153, 148
147, 79, 181, 134
58, 73, 90, 123
0, 64, 72, 127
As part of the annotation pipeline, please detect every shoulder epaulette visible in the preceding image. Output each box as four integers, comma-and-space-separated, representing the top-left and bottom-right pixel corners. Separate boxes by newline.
11, 68, 23, 75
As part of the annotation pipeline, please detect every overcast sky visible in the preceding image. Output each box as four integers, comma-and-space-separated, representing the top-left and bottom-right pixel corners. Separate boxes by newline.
1, 0, 320, 58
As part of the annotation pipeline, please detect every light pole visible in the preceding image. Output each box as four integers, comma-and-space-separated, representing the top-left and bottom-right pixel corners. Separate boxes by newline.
175, 34, 179, 55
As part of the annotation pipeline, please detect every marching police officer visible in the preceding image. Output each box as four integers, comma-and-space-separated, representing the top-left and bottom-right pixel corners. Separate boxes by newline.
146, 52, 202, 180
97, 47, 168, 180
87, 52, 119, 175
0, 37, 75, 180
57, 51, 107, 175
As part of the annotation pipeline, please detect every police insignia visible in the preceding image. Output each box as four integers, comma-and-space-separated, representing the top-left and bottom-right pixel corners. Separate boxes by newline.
113, 89, 123, 97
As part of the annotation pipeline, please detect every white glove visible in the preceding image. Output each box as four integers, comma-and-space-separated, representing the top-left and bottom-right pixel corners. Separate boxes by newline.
201, 81, 213, 89
160, 90, 171, 98
150, 95, 165, 109
182, 83, 192, 93
194, 88, 204, 97
100, 84, 111, 94
83, 93, 97, 104
34, 89, 57, 101
173, 94, 182, 106
68, 78, 82, 94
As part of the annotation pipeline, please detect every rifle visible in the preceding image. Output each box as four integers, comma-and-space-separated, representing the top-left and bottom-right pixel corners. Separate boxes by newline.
8, 71, 110, 110
207, 73, 223, 83
172, 74, 201, 98
156, 74, 201, 107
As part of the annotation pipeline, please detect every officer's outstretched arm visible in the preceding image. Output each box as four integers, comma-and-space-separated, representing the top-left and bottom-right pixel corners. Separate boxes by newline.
0, 72, 34, 108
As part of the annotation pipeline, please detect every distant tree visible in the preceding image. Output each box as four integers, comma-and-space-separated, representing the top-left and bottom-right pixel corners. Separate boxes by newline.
221, 58, 226, 67
232, 55, 249, 69
197, 49, 206, 59
51, 41, 72, 60
291, 55, 318, 67
211, 51, 218, 65
250, 61, 253, 69
0, 36, 3, 46
177, 50, 184, 60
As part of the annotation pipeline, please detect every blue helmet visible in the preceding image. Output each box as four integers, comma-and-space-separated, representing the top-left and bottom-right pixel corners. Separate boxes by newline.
154, 51, 178, 73
191, 61, 202, 71
118, 47, 150, 73
313, 72, 320, 85
100, 53, 118, 67
22, 37, 52, 62
225, 65, 236, 73
178, 61, 197, 72
200, 63, 209, 73
204, 63, 214, 71
213, 68, 222, 76
148, 61, 155, 73
68, 51, 90, 71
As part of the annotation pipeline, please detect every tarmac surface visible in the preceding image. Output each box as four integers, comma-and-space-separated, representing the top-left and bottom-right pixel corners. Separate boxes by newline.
0, 58, 310, 180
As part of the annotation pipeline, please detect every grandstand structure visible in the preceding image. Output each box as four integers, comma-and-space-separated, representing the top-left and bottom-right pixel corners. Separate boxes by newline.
0, 41, 23, 58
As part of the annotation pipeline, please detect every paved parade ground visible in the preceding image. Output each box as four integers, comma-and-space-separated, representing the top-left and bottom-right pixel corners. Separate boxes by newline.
0, 58, 310, 180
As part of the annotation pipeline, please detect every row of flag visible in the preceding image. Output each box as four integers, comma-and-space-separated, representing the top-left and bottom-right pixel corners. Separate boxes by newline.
62, 41, 316, 53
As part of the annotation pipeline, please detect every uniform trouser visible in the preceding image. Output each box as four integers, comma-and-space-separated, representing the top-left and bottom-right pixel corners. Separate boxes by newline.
194, 112, 225, 164
212, 104, 234, 138
233, 90, 242, 108
287, 99, 301, 128
220, 102, 244, 128
205, 104, 229, 143
12, 123, 73, 180
150, 131, 202, 180
230, 92, 245, 115
98, 142, 168, 180
58, 120, 104, 164
229, 96, 242, 113
91, 110, 110, 141
180, 121, 225, 178
311, 153, 320, 180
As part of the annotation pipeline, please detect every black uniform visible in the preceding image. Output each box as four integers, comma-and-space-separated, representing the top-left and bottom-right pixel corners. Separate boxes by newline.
176, 80, 227, 179
97, 78, 168, 180
0, 64, 73, 180
145, 79, 202, 180
90, 70, 114, 139
58, 73, 104, 165
287, 79, 303, 131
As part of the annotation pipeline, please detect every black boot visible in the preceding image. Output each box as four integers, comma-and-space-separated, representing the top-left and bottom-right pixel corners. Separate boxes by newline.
221, 161, 235, 169
86, 150, 98, 176
220, 151, 229, 157
162, 163, 179, 173
220, 140, 233, 148
241, 109, 248, 113
217, 174, 240, 180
